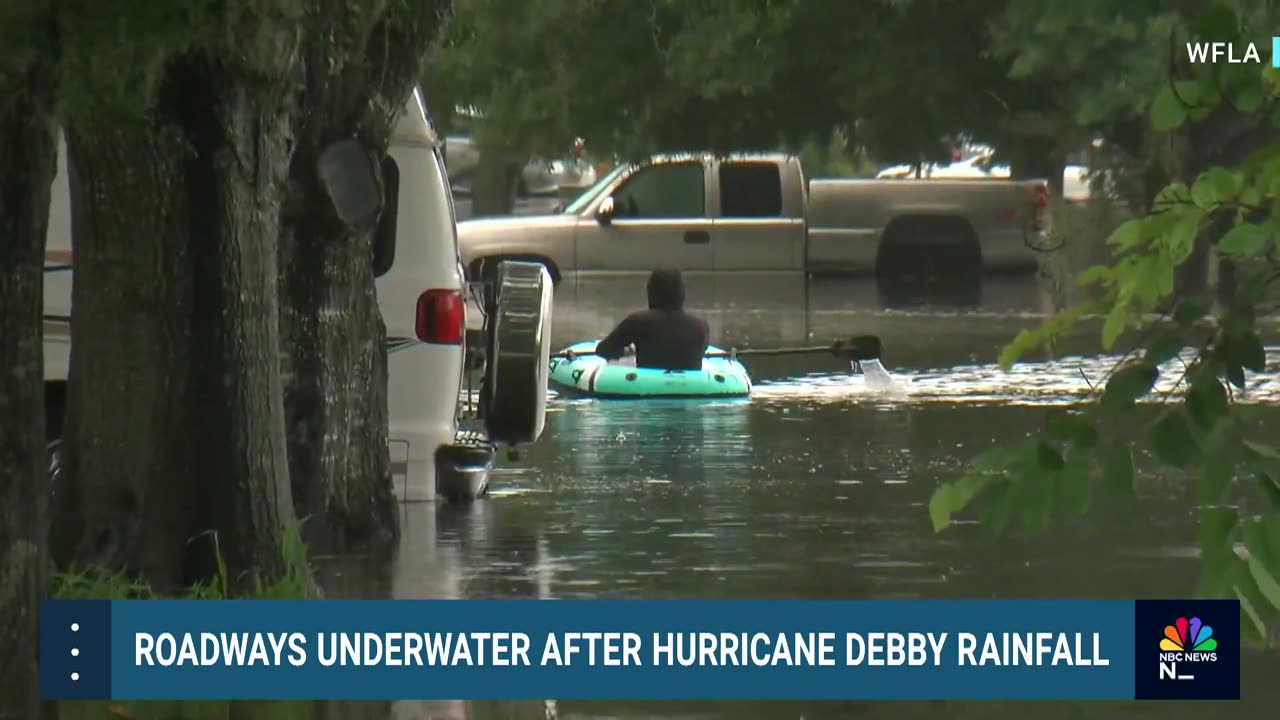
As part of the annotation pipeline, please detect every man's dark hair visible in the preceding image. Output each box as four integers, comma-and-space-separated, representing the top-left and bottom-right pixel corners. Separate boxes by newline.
646, 267, 685, 311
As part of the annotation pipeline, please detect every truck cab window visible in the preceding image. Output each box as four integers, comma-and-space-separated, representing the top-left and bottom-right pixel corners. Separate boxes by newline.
611, 162, 705, 219
720, 162, 783, 217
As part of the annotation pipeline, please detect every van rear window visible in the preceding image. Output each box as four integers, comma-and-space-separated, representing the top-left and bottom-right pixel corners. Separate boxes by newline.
719, 162, 783, 218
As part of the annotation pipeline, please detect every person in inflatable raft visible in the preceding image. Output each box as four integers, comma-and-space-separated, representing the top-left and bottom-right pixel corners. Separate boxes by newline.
595, 267, 710, 371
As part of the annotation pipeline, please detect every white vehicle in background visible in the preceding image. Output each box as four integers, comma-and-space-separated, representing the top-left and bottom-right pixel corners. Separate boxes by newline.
874, 141, 1112, 203
42, 88, 552, 504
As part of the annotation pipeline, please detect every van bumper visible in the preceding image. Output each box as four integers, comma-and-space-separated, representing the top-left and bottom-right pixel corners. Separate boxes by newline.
435, 431, 495, 502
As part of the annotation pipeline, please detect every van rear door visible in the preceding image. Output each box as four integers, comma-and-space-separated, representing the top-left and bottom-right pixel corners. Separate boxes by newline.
709, 158, 805, 273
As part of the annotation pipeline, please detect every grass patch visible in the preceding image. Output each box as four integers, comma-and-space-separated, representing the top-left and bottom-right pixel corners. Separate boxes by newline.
52, 529, 313, 720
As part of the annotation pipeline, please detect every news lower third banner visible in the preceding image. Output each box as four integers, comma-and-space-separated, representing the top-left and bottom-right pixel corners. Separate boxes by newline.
40, 599, 1239, 702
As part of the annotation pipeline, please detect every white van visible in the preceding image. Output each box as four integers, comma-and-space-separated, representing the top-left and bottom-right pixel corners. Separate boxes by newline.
42, 88, 551, 503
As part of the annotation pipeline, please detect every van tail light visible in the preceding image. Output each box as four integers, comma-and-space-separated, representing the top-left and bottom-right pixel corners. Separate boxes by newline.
1031, 183, 1051, 231
415, 289, 464, 345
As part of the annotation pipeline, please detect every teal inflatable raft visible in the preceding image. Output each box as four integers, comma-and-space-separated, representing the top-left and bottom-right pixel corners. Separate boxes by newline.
548, 340, 751, 399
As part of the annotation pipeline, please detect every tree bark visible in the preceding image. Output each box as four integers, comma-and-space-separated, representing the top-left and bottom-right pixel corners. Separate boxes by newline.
56, 39, 309, 590
279, 0, 452, 554
180, 57, 304, 586
0, 65, 56, 720
53, 116, 198, 590
1009, 139, 1065, 199
472, 150, 522, 217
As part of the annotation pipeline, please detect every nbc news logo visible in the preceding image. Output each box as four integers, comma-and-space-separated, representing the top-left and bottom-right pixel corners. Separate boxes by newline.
1185, 37, 1280, 66
1158, 617, 1218, 681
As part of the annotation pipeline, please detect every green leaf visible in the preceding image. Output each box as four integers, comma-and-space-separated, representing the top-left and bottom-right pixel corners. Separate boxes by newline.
1047, 415, 1098, 450
1190, 3, 1239, 43
1243, 439, 1280, 461
1234, 582, 1268, 646
1224, 295, 1256, 334
1149, 410, 1201, 469
1101, 362, 1159, 411
1192, 166, 1237, 207
1233, 79, 1265, 113
1101, 444, 1135, 499
1036, 440, 1065, 471
1165, 210, 1203, 263
1144, 330, 1186, 366
1197, 507, 1239, 597
1076, 264, 1114, 286
1217, 222, 1268, 256
1240, 185, 1262, 207
1151, 85, 1190, 131
1186, 374, 1229, 429
1021, 473, 1054, 533
1257, 472, 1280, 511
1101, 299, 1131, 350
1153, 182, 1191, 209
1243, 533, 1280, 611
1104, 219, 1144, 251
1059, 452, 1092, 517
929, 473, 991, 533
1199, 444, 1235, 504
1173, 295, 1213, 326
1229, 331, 1267, 372
977, 481, 1016, 536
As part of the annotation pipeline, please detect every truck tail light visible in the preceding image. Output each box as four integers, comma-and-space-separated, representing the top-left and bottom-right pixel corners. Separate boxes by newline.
415, 289, 464, 345
1032, 183, 1051, 231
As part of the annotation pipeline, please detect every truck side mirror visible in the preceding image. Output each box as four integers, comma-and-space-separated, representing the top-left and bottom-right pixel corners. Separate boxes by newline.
595, 195, 615, 225
372, 155, 400, 278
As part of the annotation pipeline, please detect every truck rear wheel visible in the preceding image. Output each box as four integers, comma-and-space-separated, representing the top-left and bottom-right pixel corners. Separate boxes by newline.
875, 216, 981, 283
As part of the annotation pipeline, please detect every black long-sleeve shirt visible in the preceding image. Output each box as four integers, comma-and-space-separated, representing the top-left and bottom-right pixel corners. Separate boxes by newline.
594, 309, 710, 371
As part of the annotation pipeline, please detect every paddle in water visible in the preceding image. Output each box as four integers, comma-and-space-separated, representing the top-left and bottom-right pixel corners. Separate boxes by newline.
557, 335, 882, 371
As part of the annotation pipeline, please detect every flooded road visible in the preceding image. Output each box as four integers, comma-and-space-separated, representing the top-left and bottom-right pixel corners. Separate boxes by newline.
331, 276, 1280, 718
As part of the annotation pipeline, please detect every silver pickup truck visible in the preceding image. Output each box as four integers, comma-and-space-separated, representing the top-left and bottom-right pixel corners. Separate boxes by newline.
458, 152, 1050, 285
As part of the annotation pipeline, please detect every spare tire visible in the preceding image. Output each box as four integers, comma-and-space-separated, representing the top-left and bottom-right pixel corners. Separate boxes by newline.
481, 260, 553, 445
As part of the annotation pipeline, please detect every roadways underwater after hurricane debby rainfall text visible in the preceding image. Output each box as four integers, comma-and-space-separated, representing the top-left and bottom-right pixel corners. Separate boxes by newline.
133, 630, 1112, 669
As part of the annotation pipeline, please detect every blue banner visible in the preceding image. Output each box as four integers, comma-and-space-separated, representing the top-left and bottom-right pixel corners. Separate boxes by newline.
38, 599, 1239, 701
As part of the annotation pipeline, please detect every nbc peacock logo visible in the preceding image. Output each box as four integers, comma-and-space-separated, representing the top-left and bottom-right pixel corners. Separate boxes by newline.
1158, 616, 1218, 681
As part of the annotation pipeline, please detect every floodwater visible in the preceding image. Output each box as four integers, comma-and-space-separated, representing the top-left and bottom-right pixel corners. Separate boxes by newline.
325, 275, 1280, 719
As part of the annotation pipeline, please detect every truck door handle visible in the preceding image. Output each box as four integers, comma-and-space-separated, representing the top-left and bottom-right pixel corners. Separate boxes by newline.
683, 230, 710, 244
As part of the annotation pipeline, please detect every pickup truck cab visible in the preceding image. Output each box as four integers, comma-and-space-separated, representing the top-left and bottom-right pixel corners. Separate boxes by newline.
458, 152, 1050, 285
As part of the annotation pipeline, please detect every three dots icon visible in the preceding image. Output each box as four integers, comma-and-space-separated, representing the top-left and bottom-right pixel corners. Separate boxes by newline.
71, 623, 80, 682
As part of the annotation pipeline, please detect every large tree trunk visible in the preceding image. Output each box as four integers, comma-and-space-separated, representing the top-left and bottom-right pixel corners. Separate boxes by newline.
53, 114, 198, 589
279, 0, 452, 554
279, 203, 395, 552
1009, 138, 1065, 199
472, 150, 522, 217
180, 59, 304, 585
56, 46, 309, 589
0, 67, 56, 720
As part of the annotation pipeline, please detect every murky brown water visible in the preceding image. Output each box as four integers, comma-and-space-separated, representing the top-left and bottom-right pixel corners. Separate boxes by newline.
323, 276, 1280, 718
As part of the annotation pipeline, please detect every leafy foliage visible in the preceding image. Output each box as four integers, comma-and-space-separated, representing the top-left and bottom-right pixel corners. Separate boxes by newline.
427, 0, 1039, 164
930, 2, 1280, 648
